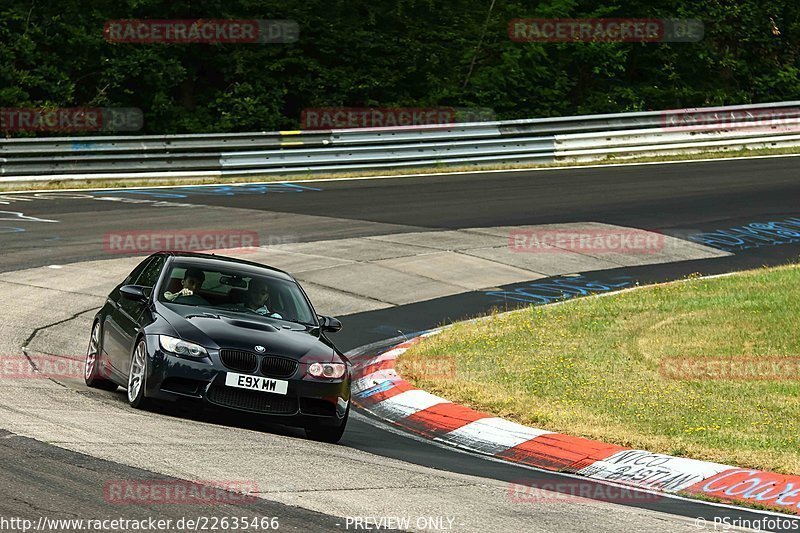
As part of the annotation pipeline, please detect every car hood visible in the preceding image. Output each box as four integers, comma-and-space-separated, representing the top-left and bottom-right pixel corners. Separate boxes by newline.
157, 304, 335, 362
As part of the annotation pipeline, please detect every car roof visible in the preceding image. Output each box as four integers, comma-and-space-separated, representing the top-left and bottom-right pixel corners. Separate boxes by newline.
160, 251, 295, 282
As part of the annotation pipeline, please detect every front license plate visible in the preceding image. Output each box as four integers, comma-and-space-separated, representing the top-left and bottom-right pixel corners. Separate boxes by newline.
225, 373, 288, 395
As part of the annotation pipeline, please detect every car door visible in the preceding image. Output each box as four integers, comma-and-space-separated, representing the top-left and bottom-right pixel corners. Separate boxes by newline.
103, 256, 153, 375
117, 254, 166, 376
108, 255, 166, 375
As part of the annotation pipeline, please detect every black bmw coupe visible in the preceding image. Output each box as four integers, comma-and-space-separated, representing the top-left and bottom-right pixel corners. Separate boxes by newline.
85, 251, 351, 443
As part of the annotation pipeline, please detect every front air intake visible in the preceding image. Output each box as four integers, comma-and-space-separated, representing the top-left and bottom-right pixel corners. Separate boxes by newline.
220, 349, 258, 373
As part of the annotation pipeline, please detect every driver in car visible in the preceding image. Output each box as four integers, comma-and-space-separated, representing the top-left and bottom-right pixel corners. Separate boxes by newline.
245, 279, 282, 319
164, 268, 209, 305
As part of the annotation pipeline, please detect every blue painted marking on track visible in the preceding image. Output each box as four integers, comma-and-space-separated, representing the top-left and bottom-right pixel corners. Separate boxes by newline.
356, 380, 396, 399
0, 227, 26, 234
369, 327, 430, 340
91, 182, 322, 199
485, 275, 634, 305
92, 190, 188, 198
171, 183, 322, 195
688, 217, 800, 252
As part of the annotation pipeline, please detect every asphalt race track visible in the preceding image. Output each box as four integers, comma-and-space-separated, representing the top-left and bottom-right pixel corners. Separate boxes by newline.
2, 156, 800, 532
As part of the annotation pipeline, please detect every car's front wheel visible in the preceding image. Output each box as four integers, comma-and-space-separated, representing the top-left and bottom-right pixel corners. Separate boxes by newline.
127, 339, 152, 409
84, 321, 118, 391
304, 404, 349, 444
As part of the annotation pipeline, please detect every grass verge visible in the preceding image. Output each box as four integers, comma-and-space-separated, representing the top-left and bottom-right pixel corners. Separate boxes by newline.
397, 265, 800, 475
2, 144, 799, 193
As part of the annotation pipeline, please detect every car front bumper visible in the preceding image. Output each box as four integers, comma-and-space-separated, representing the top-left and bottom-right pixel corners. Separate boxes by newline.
143, 336, 350, 427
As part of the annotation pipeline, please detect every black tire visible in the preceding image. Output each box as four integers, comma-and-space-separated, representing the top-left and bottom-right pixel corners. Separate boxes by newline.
84, 321, 118, 391
304, 404, 349, 444
127, 338, 152, 410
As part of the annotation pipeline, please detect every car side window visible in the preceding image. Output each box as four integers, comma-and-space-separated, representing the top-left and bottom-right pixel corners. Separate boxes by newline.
135, 255, 166, 288
125, 257, 153, 284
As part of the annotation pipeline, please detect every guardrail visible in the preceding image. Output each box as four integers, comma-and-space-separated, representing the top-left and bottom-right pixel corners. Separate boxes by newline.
2, 101, 799, 182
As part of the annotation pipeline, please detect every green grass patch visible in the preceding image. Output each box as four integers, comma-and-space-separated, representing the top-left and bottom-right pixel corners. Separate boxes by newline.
398, 266, 800, 475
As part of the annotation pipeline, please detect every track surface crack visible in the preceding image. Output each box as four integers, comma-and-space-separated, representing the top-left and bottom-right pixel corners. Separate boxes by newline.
19, 306, 97, 388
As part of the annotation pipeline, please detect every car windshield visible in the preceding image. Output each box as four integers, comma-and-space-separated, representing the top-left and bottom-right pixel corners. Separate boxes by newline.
159, 263, 316, 326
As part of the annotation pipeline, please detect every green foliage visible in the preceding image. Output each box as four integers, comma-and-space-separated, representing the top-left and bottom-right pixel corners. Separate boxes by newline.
2, 0, 799, 134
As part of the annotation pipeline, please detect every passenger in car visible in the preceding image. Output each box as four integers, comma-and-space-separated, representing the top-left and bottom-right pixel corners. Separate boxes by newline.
245, 279, 283, 318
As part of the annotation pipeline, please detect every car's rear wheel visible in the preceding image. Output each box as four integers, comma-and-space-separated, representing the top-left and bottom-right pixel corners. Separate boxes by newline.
304, 404, 349, 444
84, 321, 118, 391
127, 339, 152, 409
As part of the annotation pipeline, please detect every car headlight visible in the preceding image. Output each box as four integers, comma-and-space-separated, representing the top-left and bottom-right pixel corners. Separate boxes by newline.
308, 362, 346, 379
159, 335, 208, 358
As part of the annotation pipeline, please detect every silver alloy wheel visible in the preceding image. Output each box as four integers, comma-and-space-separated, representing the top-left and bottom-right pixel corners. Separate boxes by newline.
127, 341, 146, 402
85, 323, 99, 380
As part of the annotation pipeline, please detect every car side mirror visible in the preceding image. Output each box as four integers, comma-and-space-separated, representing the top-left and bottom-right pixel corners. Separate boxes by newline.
120, 284, 148, 302
319, 315, 342, 333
